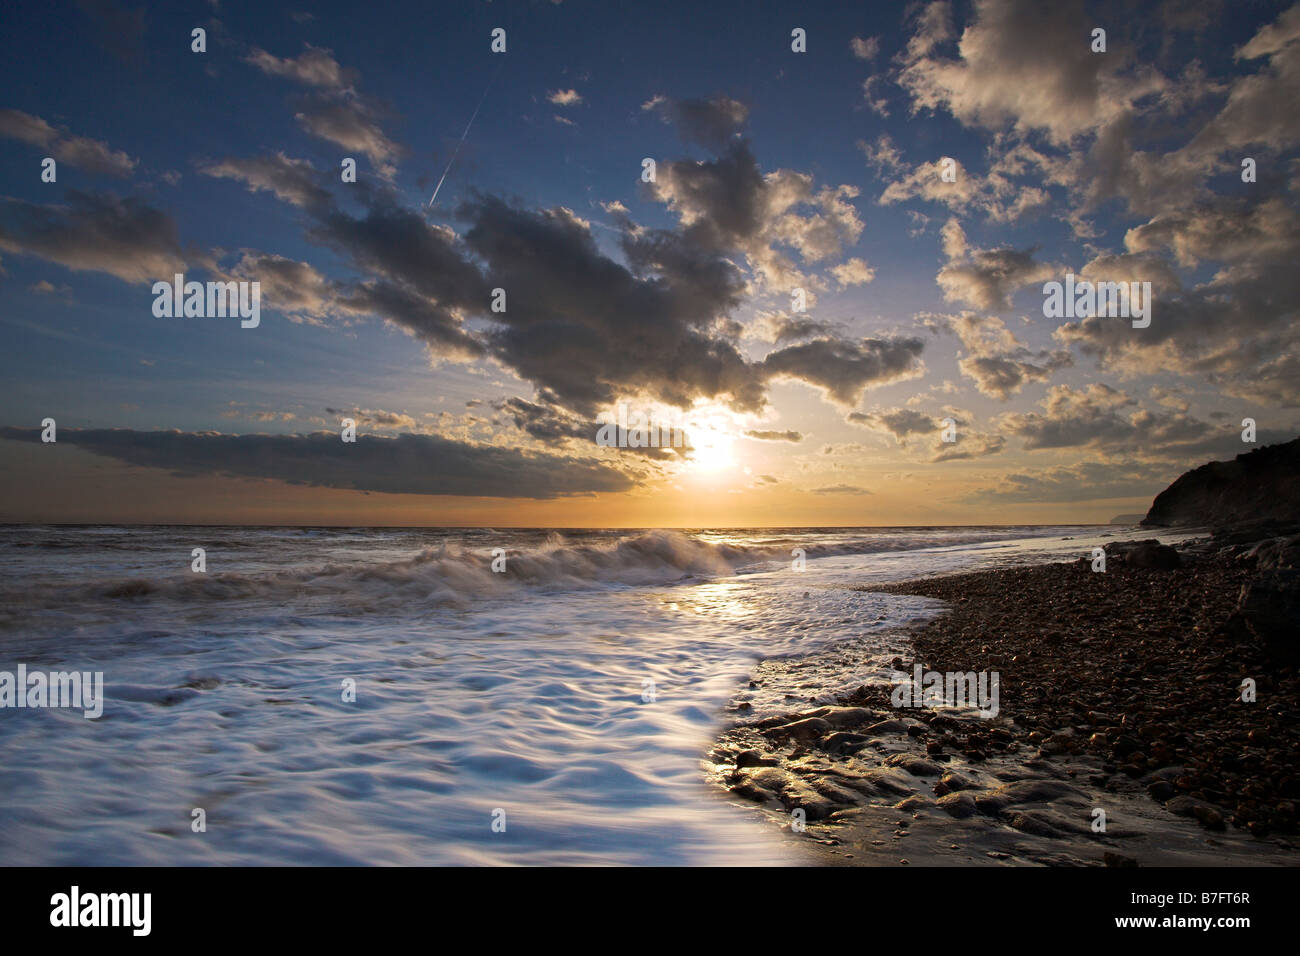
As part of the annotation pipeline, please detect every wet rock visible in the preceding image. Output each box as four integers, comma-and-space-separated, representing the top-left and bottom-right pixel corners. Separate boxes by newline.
863, 719, 912, 736
1004, 810, 1064, 838
1104, 852, 1139, 868
805, 706, 879, 729
820, 732, 870, 756
895, 794, 933, 812
883, 753, 942, 776
936, 791, 978, 818
933, 771, 976, 796
808, 778, 867, 808
765, 716, 833, 743
974, 779, 1085, 816
734, 749, 780, 769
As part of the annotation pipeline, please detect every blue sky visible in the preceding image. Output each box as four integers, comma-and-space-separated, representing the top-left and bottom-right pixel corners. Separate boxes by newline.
1, 0, 1298, 525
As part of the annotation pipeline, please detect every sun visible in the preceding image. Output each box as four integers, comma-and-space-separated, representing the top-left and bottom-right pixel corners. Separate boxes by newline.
689, 429, 735, 472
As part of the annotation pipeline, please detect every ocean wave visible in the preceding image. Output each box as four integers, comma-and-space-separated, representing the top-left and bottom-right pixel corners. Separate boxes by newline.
0, 527, 1087, 615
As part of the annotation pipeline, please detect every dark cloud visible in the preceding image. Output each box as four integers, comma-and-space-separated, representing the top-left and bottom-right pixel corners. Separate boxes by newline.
460, 195, 764, 415
743, 429, 802, 442
0, 109, 136, 177
847, 407, 936, 439
0, 427, 634, 499
0, 191, 188, 283
642, 94, 750, 151
761, 336, 926, 407
848, 405, 1005, 461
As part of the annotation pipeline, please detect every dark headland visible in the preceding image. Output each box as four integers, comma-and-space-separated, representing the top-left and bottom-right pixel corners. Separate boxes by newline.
708, 438, 1300, 866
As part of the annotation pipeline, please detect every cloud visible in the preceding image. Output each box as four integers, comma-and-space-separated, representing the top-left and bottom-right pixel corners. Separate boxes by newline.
851, 36, 880, 60
743, 429, 802, 442
0, 109, 136, 176
809, 484, 873, 495
847, 407, 937, 441
849, 404, 1005, 461
878, 146, 1050, 222
461, 194, 763, 415
898, 0, 1167, 145
246, 43, 400, 174
964, 459, 1173, 503
648, 140, 865, 292
245, 44, 355, 89
323, 407, 417, 430
198, 152, 333, 209
935, 219, 1056, 310
831, 257, 875, 287
747, 312, 839, 344
0, 191, 189, 283
0, 427, 634, 499
1055, 195, 1300, 405
929, 430, 1006, 461
294, 93, 401, 175
548, 89, 582, 106
227, 252, 335, 321
761, 336, 926, 407
933, 311, 1072, 399
995, 383, 1235, 460
642, 94, 749, 151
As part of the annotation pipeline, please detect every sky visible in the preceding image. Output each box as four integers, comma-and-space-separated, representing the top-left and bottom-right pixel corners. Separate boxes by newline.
0, 0, 1298, 527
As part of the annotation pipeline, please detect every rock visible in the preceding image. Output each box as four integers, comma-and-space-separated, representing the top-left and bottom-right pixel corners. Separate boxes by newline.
1112, 734, 1142, 758
804, 706, 879, 729
1166, 795, 1227, 830
1004, 810, 1064, 838
936, 791, 978, 819
765, 716, 833, 743
1246, 535, 1300, 570
895, 794, 933, 812
1122, 540, 1182, 570
1104, 852, 1138, 868
1231, 570, 1300, 662
1147, 780, 1176, 802
934, 771, 976, 796
862, 719, 912, 736
974, 779, 1085, 815
734, 749, 779, 769
820, 732, 870, 756
882, 753, 942, 776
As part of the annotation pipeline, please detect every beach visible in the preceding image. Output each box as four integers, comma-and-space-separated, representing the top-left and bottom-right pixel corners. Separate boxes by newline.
709, 537, 1300, 866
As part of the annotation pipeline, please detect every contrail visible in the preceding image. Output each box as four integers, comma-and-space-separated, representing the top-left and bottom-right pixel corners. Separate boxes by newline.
427, 60, 504, 209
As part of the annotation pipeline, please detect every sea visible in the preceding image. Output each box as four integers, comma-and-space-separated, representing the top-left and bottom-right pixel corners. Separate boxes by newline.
0, 524, 1189, 865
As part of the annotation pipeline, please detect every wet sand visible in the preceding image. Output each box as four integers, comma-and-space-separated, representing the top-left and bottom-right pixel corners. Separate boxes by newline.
706, 549, 1300, 866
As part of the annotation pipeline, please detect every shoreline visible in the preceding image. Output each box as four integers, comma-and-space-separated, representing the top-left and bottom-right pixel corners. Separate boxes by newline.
706, 542, 1299, 865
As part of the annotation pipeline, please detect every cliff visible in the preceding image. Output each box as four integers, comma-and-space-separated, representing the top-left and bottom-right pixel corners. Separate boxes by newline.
1143, 437, 1300, 528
